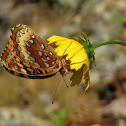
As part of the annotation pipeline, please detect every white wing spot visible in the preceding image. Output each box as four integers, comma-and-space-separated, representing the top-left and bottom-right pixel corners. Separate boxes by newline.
20, 52, 24, 58
16, 31, 21, 37
14, 65, 18, 69
38, 51, 42, 56
14, 60, 16, 63
30, 57, 35, 61
29, 40, 34, 44
27, 51, 31, 55
20, 29, 25, 34
41, 44, 45, 49
16, 37, 19, 42
52, 61, 55, 65
25, 41, 30, 47
46, 57, 50, 60
32, 35, 35, 38
49, 52, 53, 55
44, 53, 47, 56
18, 45, 21, 51
11, 27, 14, 31
25, 28, 28, 32
53, 58, 55, 60
6, 62, 8, 67
11, 48, 13, 51
24, 59, 29, 64
44, 62, 50, 68
16, 24, 21, 27
34, 62, 40, 67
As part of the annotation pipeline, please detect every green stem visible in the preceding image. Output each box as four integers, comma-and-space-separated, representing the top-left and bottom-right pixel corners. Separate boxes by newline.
92, 41, 126, 49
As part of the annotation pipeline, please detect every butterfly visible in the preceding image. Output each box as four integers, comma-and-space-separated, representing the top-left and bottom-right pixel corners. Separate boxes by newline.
0, 24, 67, 79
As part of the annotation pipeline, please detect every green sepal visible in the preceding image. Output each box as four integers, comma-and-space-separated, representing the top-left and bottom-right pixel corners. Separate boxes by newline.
77, 33, 96, 66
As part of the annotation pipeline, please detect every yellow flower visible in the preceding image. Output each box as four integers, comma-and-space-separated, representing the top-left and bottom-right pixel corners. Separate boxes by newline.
47, 35, 90, 91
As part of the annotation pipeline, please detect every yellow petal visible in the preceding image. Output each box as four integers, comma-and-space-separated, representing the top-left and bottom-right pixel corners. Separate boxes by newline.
48, 35, 89, 71
48, 35, 91, 91
69, 48, 89, 70
83, 65, 90, 91
48, 35, 69, 44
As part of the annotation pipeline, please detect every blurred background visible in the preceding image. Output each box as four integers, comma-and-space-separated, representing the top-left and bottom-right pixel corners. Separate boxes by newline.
0, 0, 126, 126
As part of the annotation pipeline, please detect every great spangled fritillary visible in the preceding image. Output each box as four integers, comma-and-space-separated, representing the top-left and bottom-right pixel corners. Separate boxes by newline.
1, 24, 67, 79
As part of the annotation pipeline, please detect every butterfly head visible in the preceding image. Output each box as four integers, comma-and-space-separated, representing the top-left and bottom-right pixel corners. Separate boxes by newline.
59, 58, 68, 76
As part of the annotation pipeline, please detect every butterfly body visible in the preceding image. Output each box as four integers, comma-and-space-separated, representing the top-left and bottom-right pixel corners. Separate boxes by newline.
1, 24, 66, 79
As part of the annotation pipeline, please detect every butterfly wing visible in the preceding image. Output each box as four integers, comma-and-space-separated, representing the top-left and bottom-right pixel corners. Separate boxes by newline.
1, 24, 62, 78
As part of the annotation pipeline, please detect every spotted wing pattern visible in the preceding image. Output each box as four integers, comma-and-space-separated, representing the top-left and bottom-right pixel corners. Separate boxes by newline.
1, 24, 62, 78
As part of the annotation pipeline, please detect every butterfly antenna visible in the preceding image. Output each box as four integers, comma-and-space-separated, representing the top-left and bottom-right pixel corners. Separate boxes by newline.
62, 76, 68, 88
52, 75, 62, 104
52, 74, 68, 104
